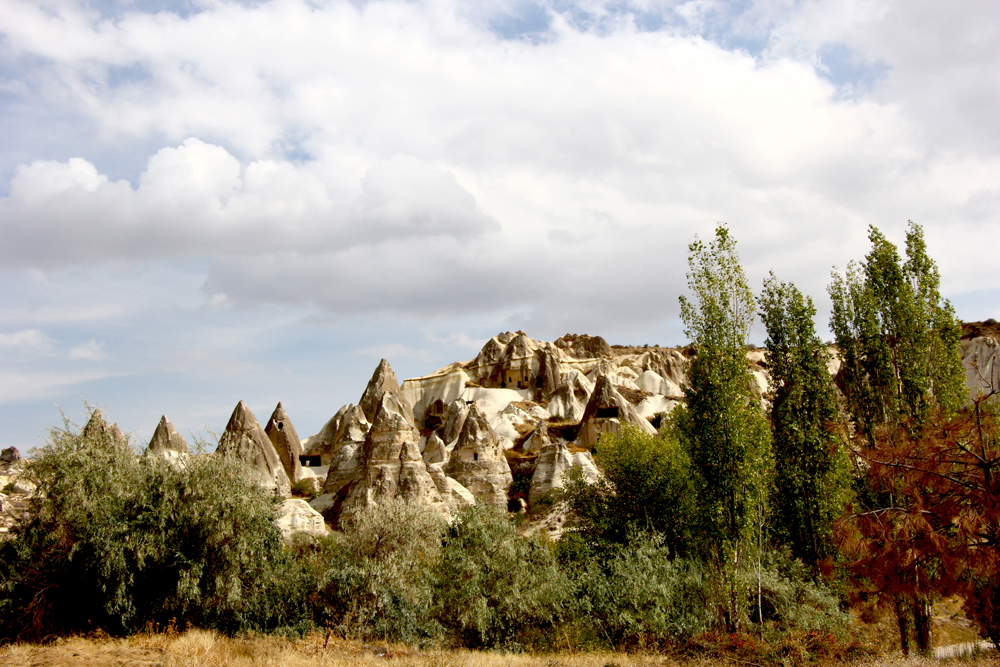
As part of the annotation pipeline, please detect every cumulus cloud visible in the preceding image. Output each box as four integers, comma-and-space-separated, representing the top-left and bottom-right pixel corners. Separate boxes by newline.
0, 0, 998, 326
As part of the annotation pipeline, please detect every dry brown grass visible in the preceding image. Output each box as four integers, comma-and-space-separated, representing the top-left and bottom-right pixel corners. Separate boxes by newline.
0, 630, 995, 667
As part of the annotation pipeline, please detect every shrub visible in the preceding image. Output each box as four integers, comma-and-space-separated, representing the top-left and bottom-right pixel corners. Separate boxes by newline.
570, 533, 715, 649
0, 411, 306, 639
314, 497, 445, 643
435, 504, 571, 649
563, 424, 696, 556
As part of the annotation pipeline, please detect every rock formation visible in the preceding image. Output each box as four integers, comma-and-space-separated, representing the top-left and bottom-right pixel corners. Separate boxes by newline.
276, 499, 328, 539
216, 401, 291, 498
0, 447, 20, 464
82, 409, 127, 448
962, 335, 999, 401
359, 359, 401, 422
445, 403, 513, 507
146, 415, 189, 462
547, 370, 594, 422
338, 391, 447, 524
265, 402, 303, 483
529, 442, 601, 507
577, 375, 658, 449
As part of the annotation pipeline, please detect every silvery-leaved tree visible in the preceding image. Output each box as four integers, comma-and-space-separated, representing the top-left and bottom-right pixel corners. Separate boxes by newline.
678, 225, 773, 632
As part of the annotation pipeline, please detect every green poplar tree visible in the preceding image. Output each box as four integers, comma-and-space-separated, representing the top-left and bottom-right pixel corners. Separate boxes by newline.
828, 221, 966, 655
759, 274, 851, 568
678, 225, 773, 632
828, 222, 965, 441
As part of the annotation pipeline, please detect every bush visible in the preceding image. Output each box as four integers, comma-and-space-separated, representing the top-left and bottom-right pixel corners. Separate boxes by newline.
435, 504, 571, 649
313, 497, 445, 643
0, 411, 307, 639
563, 424, 696, 556
570, 533, 715, 649
756, 550, 849, 635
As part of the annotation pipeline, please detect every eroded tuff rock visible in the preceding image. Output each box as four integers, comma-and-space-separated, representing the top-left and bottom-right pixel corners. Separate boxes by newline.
962, 336, 1000, 401
146, 415, 189, 462
445, 403, 512, 507
547, 370, 594, 423
276, 499, 328, 539
302, 404, 348, 464
577, 375, 657, 449
216, 401, 291, 498
337, 391, 448, 524
265, 402, 303, 483
423, 432, 449, 465
554, 333, 612, 360
529, 442, 601, 507
359, 359, 401, 422
82, 409, 127, 448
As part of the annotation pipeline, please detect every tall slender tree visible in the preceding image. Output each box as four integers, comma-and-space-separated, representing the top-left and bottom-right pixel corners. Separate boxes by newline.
829, 221, 967, 655
760, 274, 851, 568
678, 225, 773, 631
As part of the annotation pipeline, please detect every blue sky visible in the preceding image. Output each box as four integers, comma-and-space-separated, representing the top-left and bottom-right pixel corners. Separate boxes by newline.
2, 0, 999, 450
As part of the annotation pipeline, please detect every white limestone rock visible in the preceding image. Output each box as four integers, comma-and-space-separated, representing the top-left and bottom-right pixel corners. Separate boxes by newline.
576, 375, 657, 449
444, 403, 513, 507
635, 369, 682, 397
265, 402, 303, 483
529, 442, 601, 507
277, 498, 328, 539
216, 401, 291, 498
636, 395, 680, 419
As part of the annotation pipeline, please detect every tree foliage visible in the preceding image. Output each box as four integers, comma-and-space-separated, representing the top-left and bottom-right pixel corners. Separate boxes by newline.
314, 497, 445, 643
837, 399, 1000, 653
829, 222, 969, 655
563, 424, 696, 557
678, 225, 773, 631
0, 411, 305, 639
760, 274, 852, 567
828, 222, 965, 441
434, 504, 570, 649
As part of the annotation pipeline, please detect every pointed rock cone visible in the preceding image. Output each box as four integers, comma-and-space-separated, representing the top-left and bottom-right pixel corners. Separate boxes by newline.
147, 415, 189, 457
216, 400, 291, 497
359, 359, 401, 423
82, 409, 128, 448
303, 404, 350, 459
577, 375, 656, 449
445, 403, 513, 507
265, 402, 303, 484
338, 391, 444, 525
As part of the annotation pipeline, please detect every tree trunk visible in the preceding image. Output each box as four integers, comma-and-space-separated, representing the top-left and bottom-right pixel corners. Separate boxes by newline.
912, 596, 932, 655
894, 594, 910, 657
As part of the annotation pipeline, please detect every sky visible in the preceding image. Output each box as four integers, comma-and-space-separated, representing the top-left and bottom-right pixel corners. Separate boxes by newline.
1, 0, 999, 451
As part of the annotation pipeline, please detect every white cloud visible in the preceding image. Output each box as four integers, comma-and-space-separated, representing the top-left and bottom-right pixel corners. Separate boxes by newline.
0, 370, 116, 403
0, 1, 996, 328
0, 329, 53, 351
68, 339, 108, 361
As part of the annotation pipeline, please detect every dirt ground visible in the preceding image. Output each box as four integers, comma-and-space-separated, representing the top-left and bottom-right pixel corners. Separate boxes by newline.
0, 631, 996, 667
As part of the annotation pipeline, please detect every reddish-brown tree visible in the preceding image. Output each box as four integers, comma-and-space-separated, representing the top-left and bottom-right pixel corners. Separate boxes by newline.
837, 396, 1000, 653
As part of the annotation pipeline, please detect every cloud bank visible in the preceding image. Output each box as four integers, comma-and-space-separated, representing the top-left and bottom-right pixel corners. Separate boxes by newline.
1, 0, 999, 445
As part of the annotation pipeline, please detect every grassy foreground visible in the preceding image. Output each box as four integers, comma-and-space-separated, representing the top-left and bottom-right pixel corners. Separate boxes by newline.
0, 630, 995, 667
